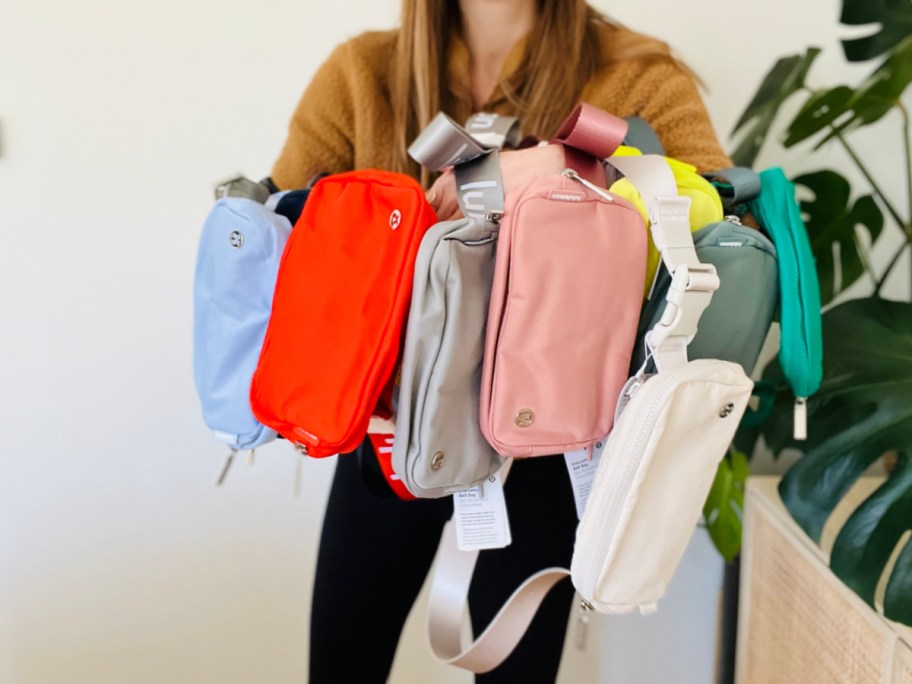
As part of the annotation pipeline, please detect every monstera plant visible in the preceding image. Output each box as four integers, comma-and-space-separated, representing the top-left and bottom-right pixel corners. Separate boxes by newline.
708, 0, 912, 626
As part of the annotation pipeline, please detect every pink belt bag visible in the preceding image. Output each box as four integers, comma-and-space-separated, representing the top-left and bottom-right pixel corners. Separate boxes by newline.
478, 104, 645, 458
425, 154, 754, 674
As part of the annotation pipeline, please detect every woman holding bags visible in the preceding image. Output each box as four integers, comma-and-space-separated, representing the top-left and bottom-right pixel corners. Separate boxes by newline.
271, 1, 730, 681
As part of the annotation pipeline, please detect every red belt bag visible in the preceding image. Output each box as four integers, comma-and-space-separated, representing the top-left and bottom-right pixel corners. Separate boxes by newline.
250, 170, 437, 457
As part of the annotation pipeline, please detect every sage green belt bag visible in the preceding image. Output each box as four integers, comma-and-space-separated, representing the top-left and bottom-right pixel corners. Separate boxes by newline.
632, 218, 779, 375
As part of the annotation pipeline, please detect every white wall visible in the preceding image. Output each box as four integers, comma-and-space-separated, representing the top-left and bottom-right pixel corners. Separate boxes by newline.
1, 0, 906, 682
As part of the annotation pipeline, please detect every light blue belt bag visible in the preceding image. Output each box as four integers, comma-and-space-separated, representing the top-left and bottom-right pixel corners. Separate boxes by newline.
193, 178, 295, 460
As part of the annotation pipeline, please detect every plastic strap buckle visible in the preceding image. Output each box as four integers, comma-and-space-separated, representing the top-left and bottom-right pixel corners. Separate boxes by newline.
645, 263, 720, 371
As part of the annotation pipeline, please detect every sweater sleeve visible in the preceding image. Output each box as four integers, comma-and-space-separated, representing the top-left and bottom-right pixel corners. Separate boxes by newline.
585, 57, 732, 173
271, 42, 357, 189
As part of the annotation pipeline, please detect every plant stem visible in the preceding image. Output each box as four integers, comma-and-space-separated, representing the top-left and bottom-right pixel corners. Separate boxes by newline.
902, 102, 912, 298
873, 105, 912, 298
833, 130, 907, 230
874, 242, 909, 295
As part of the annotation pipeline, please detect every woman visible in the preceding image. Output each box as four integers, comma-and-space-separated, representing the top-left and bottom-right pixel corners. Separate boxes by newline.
272, 1, 731, 681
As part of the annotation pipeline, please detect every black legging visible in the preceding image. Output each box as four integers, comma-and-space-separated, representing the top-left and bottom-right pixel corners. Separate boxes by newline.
309, 440, 580, 683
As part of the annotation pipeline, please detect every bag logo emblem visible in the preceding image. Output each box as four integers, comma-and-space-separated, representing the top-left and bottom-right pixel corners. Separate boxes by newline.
719, 403, 735, 418
515, 409, 535, 428
389, 209, 402, 230
228, 230, 244, 249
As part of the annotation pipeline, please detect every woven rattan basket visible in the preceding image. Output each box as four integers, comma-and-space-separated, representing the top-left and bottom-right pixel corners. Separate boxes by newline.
737, 477, 912, 684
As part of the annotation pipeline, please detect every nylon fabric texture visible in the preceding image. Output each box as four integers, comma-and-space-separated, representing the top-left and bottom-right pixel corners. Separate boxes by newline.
631, 219, 779, 375
392, 218, 505, 497
250, 170, 437, 457
571, 360, 754, 612
480, 173, 647, 457
193, 196, 292, 450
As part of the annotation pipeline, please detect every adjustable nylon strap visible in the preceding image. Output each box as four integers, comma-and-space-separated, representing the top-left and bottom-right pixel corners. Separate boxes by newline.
453, 153, 505, 229
408, 112, 519, 172
429, 521, 570, 673
465, 112, 521, 149
409, 112, 513, 229
707, 167, 762, 209
553, 103, 628, 161
606, 154, 719, 372
623, 116, 665, 155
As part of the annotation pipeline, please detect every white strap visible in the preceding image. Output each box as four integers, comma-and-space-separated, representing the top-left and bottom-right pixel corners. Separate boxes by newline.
606, 155, 719, 371
428, 521, 571, 673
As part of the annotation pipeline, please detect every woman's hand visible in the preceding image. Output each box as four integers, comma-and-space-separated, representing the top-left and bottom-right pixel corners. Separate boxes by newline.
426, 144, 566, 221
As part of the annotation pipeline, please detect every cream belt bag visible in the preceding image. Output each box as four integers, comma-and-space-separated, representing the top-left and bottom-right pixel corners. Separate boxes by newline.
424, 154, 753, 673
570, 154, 754, 613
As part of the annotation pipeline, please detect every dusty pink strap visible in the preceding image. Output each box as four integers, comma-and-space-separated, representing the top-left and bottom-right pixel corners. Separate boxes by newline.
552, 103, 628, 161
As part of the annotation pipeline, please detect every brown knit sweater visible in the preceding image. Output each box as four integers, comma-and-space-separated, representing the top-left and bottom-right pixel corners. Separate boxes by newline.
272, 25, 732, 189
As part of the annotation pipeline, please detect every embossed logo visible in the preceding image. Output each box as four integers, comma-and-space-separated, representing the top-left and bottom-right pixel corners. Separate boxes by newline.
515, 409, 535, 428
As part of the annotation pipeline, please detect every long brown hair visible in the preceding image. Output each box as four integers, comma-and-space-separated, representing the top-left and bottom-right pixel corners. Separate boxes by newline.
391, 0, 673, 182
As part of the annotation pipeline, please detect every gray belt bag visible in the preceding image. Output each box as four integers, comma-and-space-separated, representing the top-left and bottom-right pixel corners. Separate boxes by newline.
392, 114, 516, 498
632, 216, 779, 375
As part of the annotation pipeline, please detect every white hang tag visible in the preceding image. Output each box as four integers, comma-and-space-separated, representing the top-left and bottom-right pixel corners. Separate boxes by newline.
453, 470, 512, 551
564, 440, 606, 520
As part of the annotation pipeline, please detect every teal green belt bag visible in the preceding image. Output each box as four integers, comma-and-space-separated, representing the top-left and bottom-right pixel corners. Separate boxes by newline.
632, 217, 779, 376
748, 167, 823, 439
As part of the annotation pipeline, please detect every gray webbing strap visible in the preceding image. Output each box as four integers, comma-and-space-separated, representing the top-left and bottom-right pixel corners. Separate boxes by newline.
465, 112, 521, 150
214, 176, 270, 203
707, 167, 761, 209
408, 112, 512, 229
453, 153, 505, 230
623, 116, 665, 155
408, 112, 518, 172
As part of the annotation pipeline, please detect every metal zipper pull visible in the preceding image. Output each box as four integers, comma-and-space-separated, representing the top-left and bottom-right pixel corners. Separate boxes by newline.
562, 168, 614, 202
575, 599, 594, 650
215, 449, 237, 487
794, 397, 808, 441
724, 214, 743, 225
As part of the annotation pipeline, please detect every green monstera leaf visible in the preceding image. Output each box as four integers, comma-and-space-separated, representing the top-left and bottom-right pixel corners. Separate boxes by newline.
840, 0, 912, 62
703, 448, 749, 562
730, 48, 820, 167
823, 36, 912, 142
782, 86, 855, 148
782, 37, 912, 148
764, 298, 912, 624
793, 171, 884, 305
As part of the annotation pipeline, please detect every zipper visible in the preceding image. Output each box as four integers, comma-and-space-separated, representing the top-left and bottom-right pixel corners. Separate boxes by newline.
563, 168, 614, 202
576, 363, 698, 603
